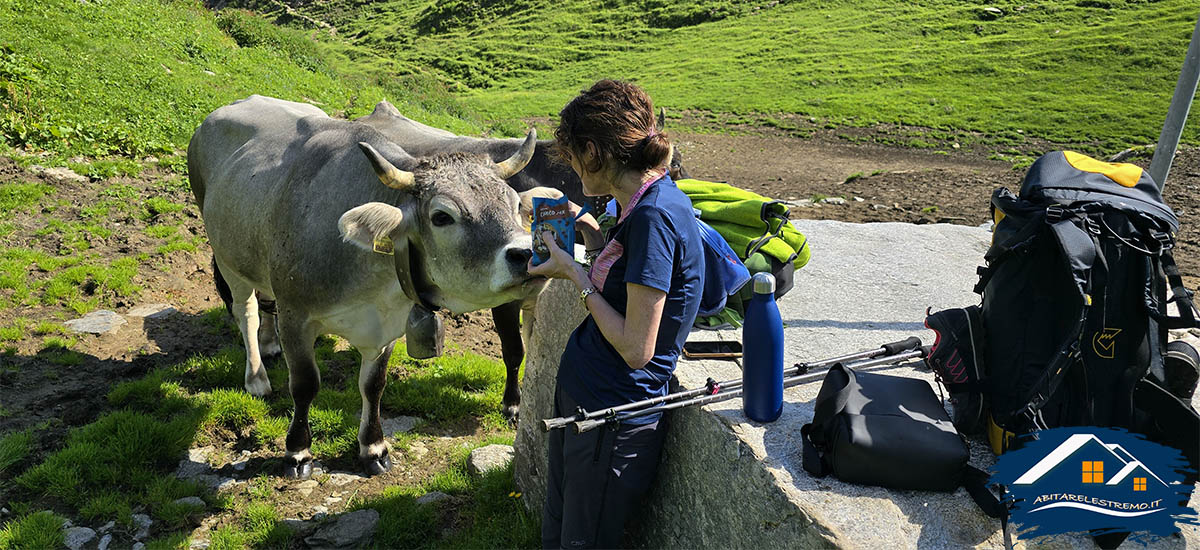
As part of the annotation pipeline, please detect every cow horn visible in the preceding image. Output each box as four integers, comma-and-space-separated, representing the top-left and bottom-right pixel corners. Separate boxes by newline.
495, 129, 537, 179
358, 142, 415, 190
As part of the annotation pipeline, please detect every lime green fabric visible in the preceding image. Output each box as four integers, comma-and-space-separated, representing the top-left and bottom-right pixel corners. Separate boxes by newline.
677, 179, 811, 269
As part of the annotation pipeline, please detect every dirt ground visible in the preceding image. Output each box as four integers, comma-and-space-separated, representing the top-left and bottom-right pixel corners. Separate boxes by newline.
2, 125, 1198, 540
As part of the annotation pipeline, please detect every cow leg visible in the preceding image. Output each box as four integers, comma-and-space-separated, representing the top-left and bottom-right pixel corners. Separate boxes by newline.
492, 301, 524, 423
355, 341, 394, 476
257, 297, 282, 359
223, 267, 272, 397
279, 315, 320, 479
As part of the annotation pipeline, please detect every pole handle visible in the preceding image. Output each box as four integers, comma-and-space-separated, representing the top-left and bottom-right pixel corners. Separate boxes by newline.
541, 418, 571, 431
573, 418, 608, 433
881, 336, 922, 355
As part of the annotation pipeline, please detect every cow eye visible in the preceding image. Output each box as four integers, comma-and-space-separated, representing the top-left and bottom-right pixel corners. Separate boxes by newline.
431, 211, 455, 227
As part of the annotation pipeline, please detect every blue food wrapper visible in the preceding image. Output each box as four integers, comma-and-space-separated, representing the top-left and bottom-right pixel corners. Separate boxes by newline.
531, 195, 575, 266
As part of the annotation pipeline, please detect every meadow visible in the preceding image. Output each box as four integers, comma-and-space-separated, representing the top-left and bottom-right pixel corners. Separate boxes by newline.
1, 0, 1199, 547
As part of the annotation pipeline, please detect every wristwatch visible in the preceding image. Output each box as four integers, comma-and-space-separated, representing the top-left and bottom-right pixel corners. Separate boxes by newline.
580, 286, 598, 304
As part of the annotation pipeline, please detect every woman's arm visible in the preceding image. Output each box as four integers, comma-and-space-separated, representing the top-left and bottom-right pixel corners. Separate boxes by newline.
529, 231, 665, 370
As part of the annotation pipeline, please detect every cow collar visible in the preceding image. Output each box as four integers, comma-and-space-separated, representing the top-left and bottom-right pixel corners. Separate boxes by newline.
391, 238, 442, 313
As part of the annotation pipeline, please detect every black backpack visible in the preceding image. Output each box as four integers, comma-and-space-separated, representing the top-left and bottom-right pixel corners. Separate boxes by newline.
925, 151, 1199, 466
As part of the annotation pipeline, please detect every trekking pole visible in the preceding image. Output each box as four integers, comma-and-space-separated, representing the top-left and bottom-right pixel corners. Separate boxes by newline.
540, 336, 922, 432
571, 345, 931, 433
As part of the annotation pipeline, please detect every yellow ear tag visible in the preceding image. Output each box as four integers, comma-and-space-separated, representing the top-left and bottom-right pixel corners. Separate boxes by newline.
373, 236, 395, 255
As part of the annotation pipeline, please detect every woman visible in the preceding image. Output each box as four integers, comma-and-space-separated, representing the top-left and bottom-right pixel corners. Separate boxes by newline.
530, 80, 704, 549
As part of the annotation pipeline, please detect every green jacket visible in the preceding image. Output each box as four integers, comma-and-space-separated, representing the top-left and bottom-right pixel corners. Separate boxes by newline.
677, 178, 810, 269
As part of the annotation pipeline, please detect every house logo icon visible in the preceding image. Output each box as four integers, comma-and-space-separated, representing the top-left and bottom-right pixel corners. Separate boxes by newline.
991, 427, 1198, 540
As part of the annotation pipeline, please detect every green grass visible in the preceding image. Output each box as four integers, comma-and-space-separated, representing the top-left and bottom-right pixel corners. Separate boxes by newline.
0, 430, 34, 477
261, 0, 1200, 153
361, 437, 539, 549
385, 342, 512, 428
0, 0, 487, 159
0, 511, 64, 550
0, 182, 53, 217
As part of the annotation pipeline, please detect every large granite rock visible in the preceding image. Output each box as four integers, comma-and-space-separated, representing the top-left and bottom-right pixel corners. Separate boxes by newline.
514, 219, 1200, 549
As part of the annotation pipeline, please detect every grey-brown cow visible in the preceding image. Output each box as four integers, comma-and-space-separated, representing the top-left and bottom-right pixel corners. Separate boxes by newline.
188, 95, 548, 478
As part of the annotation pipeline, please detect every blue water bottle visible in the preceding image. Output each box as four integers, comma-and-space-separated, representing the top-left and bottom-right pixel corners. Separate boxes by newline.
743, 272, 784, 422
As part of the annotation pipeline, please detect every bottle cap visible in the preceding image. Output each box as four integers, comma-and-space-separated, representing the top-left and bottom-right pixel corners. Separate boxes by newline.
752, 272, 776, 295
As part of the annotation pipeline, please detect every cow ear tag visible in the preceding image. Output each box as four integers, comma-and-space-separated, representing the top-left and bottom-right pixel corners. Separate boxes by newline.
373, 236, 395, 255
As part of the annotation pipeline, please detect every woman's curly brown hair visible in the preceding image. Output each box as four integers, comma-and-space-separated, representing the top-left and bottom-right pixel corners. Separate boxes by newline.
553, 79, 671, 174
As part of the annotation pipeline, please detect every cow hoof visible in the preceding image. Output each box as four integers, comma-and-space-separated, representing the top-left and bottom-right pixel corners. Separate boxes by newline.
283, 459, 313, 480
261, 343, 282, 359
361, 454, 392, 476
503, 404, 520, 426
245, 376, 273, 398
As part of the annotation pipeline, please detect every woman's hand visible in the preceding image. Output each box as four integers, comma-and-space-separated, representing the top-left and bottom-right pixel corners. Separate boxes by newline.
529, 231, 589, 286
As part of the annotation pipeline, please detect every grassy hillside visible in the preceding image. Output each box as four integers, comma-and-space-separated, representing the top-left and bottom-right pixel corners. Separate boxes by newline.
253, 0, 1200, 152
0, 0, 489, 159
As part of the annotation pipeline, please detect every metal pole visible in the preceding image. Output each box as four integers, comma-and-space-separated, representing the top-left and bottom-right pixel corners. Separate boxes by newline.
1149, 13, 1200, 190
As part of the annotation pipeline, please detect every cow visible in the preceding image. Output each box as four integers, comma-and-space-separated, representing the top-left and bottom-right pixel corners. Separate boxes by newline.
207, 100, 690, 422
187, 95, 549, 478
350, 101, 689, 420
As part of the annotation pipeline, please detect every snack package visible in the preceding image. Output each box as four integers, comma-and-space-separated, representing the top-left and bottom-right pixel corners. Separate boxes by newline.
531, 195, 575, 266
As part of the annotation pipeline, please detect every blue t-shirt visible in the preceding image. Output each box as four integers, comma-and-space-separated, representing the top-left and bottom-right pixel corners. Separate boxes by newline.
557, 174, 704, 424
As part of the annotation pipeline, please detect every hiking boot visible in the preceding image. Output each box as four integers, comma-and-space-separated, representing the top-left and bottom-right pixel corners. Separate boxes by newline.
1165, 340, 1200, 400
924, 306, 986, 434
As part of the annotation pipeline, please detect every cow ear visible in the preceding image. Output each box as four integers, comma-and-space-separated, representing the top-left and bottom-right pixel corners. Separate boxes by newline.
517, 187, 563, 229
338, 202, 409, 251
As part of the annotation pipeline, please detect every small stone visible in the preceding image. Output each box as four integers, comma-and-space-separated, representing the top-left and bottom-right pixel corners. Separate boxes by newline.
231, 458, 249, 471
407, 441, 428, 458
952, 142, 961, 149
173, 496, 206, 508
853, 196, 865, 202
304, 509, 379, 549
327, 472, 364, 486
296, 479, 320, 497
64, 310, 127, 334
415, 491, 452, 506
214, 478, 241, 492
324, 496, 343, 505
467, 444, 515, 476
64, 527, 96, 550
30, 165, 88, 184
203, 70, 216, 76
97, 533, 113, 550
382, 415, 421, 436
189, 539, 210, 550
133, 543, 145, 550
61, 519, 73, 529
819, 197, 847, 206
793, 199, 815, 208
127, 303, 177, 319
98, 521, 115, 533
132, 513, 152, 540
175, 447, 213, 479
